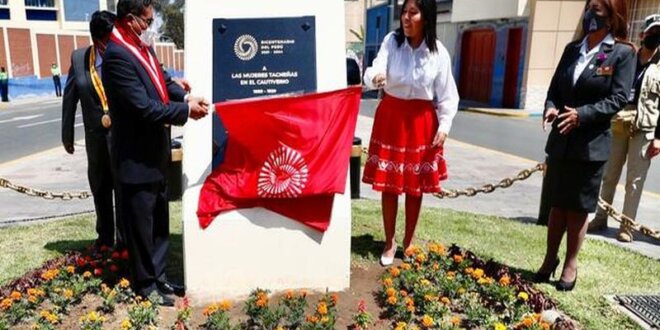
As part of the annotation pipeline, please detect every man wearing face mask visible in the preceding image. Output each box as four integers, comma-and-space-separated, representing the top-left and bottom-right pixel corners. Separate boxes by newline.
62, 10, 124, 250
589, 14, 660, 242
102, 0, 209, 305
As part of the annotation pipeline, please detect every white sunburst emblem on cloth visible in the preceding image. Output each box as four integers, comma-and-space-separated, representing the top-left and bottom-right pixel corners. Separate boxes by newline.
258, 145, 309, 198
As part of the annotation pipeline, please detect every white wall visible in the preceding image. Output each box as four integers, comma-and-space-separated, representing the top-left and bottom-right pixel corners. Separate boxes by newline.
452, 0, 529, 22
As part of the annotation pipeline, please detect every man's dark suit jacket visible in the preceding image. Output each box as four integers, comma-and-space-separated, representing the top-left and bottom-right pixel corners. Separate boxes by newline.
102, 42, 188, 184
62, 47, 108, 146
545, 40, 636, 161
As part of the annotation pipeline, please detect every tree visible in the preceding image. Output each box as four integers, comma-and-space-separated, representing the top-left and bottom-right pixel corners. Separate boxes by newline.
155, 0, 185, 49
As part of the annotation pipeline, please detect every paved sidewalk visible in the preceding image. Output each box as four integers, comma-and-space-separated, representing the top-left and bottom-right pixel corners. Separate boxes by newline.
1, 109, 659, 259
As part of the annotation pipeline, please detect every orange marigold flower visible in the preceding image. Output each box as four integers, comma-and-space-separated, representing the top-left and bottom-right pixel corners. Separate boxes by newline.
63, 289, 74, 299
330, 294, 339, 305
256, 297, 268, 308
389, 267, 401, 277
427, 242, 446, 255
415, 253, 427, 263
383, 277, 394, 287
522, 317, 534, 327
407, 305, 415, 313
400, 263, 412, 271
386, 296, 397, 305
300, 289, 308, 297
453, 254, 463, 263
317, 302, 328, 315
499, 275, 511, 286
203, 303, 219, 316
285, 290, 294, 300
464, 267, 474, 275
423, 294, 436, 302
219, 300, 231, 311
399, 290, 408, 297
404, 297, 414, 307
541, 322, 551, 330
119, 278, 130, 289
27, 288, 37, 296
0, 298, 12, 310
386, 287, 397, 297
306, 315, 319, 323
450, 316, 461, 326
421, 315, 434, 328
66, 266, 75, 274
533, 313, 541, 321
28, 295, 38, 304
9, 291, 21, 300
404, 245, 420, 257
432, 263, 440, 270
83, 271, 92, 278
472, 268, 484, 279
440, 297, 450, 305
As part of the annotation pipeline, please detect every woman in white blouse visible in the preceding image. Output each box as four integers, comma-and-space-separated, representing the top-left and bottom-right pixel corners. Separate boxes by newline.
362, 0, 459, 266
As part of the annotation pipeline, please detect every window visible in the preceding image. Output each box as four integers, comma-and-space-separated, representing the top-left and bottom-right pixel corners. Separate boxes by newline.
24, 0, 55, 8
629, 0, 660, 45
0, 0, 8, 6
107, 0, 116, 12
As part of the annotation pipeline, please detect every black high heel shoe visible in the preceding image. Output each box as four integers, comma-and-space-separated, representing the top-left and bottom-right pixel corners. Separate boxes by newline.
556, 269, 577, 291
533, 258, 560, 283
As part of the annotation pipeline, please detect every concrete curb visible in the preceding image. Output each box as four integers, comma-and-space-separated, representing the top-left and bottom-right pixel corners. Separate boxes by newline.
463, 107, 542, 118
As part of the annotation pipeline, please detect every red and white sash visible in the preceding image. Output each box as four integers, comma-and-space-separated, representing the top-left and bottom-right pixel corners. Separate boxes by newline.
110, 27, 169, 104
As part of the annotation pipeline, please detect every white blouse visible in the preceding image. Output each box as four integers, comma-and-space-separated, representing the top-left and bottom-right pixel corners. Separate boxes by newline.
364, 32, 459, 134
573, 33, 615, 85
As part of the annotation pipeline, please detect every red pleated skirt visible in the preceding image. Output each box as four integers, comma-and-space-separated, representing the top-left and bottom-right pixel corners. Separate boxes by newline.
362, 93, 448, 196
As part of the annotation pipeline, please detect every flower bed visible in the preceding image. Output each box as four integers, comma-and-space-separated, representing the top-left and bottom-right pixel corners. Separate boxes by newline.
0, 243, 575, 329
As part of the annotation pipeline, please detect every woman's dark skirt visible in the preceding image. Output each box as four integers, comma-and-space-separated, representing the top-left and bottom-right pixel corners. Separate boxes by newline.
546, 158, 606, 213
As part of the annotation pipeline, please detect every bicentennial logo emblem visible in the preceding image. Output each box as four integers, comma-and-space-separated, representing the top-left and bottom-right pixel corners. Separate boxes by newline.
234, 34, 258, 61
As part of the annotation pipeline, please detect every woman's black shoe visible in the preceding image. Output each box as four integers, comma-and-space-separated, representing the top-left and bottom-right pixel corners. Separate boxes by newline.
556, 269, 577, 291
533, 258, 560, 283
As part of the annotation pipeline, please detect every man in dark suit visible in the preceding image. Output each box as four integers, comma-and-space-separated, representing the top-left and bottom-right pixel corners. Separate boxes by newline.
62, 10, 123, 249
102, 0, 208, 306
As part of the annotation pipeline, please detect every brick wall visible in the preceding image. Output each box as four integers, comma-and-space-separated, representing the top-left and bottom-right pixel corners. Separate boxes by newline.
0, 28, 6, 70
58, 35, 75, 74
75, 35, 91, 49
36, 34, 57, 78
7, 28, 34, 77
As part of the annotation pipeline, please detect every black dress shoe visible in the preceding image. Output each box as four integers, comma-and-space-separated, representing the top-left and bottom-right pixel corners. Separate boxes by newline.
138, 287, 175, 307
556, 269, 577, 292
157, 280, 185, 297
533, 258, 560, 283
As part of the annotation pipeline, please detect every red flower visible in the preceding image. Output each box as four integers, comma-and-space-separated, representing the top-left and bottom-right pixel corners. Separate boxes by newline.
111, 251, 121, 259
84, 255, 93, 262
93, 268, 103, 277
121, 250, 129, 260
109, 264, 119, 273
76, 258, 87, 267
99, 245, 110, 252
90, 261, 98, 268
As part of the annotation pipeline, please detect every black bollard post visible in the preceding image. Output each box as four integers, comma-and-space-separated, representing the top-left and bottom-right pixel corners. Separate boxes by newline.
168, 139, 183, 201
537, 157, 550, 225
350, 137, 362, 199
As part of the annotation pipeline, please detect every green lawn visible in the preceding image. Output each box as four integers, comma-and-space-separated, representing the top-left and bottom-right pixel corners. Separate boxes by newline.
1, 199, 658, 329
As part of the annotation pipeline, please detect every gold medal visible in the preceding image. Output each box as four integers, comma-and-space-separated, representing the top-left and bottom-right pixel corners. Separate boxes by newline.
101, 114, 112, 128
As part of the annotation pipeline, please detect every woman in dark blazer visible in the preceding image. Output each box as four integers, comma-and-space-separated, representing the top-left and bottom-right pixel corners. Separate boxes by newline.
535, 0, 635, 291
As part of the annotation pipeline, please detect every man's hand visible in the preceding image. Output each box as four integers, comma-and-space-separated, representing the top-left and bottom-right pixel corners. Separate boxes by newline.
372, 74, 386, 88
188, 96, 209, 120
173, 78, 191, 93
64, 143, 74, 154
543, 107, 558, 132
647, 139, 660, 159
432, 131, 447, 148
557, 106, 579, 135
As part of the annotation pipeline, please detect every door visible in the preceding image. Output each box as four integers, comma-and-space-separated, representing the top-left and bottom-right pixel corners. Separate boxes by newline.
503, 27, 523, 108
458, 28, 496, 104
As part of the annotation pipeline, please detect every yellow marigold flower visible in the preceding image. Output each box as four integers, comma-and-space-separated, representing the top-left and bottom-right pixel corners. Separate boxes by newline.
27, 288, 37, 296
100, 284, 110, 294
383, 277, 394, 287
87, 311, 99, 322
317, 302, 328, 315
0, 298, 13, 310
450, 316, 461, 326
63, 289, 74, 299
275, 326, 285, 330
386, 287, 397, 297
522, 317, 534, 327
517, 292, 529, 301
499, 275, 511, 286
440, 297, 450, 305
219, 300, 232, 311
415, 253, 427, 263
141, 300, 152, 308
472, 268, 484, 279
494, 322, 507, 330
400, 263, 412, 271
121, 319, 132, 330
389, 267, 400, 277
83, 271, 92, 278
410, 326, 420, 330
394, 322, 407, 330
533, 313, 541, 321
427, 242, 446, 255
453, 254, 463, 263
9, 291, 21, 300
404, 245, 420, 257
386, 296, 397, 305
424, 294, 436, 302
420, 279, 431, 286
457, 288, 466, 295
320, 316, 330, 323
66, 266, 75, 274
203, 303, 218, 317
421, 315, 434, 328
464, 267, 474, 275
28, 295, 38, 304
478, 277, 488, 285
119, 278, 130, 289
404, 297, 414, 307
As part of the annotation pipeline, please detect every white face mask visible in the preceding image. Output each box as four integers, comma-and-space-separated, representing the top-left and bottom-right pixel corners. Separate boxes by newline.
139, 29, 159, 47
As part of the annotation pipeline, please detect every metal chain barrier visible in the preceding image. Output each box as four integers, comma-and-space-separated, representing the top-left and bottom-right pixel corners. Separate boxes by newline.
0, 177, 90, 200
598, 198, 660, 240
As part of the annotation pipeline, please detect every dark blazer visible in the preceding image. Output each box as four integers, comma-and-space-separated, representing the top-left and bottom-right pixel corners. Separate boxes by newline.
62, 47, 107, 145
102, 41, 188, 184
545, 39, 636, 161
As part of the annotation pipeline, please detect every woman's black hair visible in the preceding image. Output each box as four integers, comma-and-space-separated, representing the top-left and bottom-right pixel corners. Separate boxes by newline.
394, 0, 438, 52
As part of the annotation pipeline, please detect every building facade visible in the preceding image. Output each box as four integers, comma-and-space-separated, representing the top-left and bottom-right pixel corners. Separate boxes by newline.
0, 0, 182, 99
